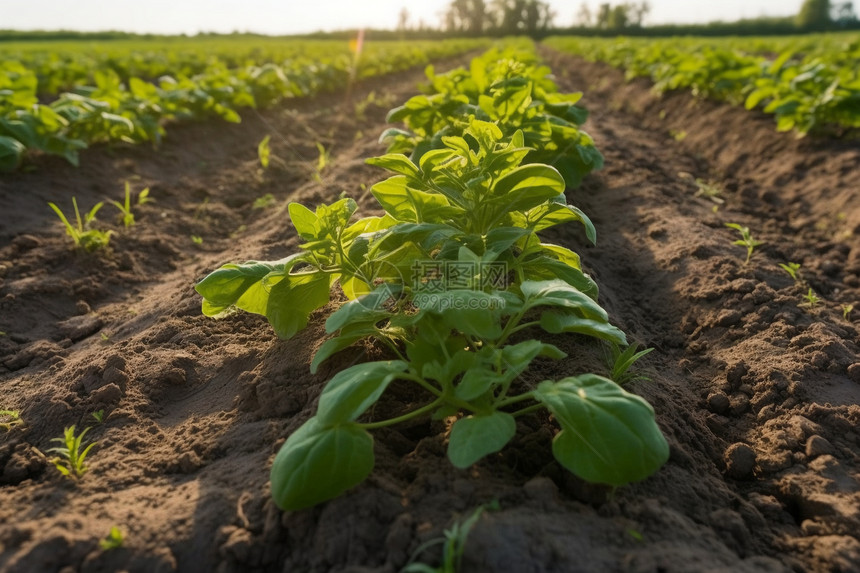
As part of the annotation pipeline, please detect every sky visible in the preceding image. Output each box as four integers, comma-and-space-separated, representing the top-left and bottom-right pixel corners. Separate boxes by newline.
2, 1, 805, 35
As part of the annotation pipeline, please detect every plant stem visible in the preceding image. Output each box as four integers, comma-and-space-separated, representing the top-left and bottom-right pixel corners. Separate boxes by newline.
359, 397, 444, 429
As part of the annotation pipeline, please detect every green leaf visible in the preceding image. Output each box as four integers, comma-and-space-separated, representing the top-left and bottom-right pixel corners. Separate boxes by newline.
521, 279, 608, 321
325, 287, 394, 333
490, 164, 566, 213
365, 154, 420, 177
448, 411, 516, 468
416, 291, 504, 340
0, 135, 25, 172
539, 312, 627, 345
317, 360, 408, 425
534, 375, 669, 486
310, 328, 376, 374
270, 418, 374, 511
195, 256, 301, 316
265, 271, 333, 339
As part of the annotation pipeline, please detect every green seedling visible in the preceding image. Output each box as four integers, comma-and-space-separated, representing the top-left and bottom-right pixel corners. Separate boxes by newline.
725, 223, 762, 265
0, 410, 23, 432
670, 130, 687, 141
693, 179, 724, 204
258, 135, 271, 169
842, 304, 854, 320
91, 410, 105, 423
313, 142, 330, 182
191, 235, 203, 245
198, 52, 669, 511
99, 526, 124, 551
109, 182, 150, 228
800, 288, 821, 309
605, 343, 654, 385
48, 425, 97, 480
253, 193, 276, 209
100, 332, 110, 342
48, 198, 111, 252
779, 262, 802, 284
403, 502, 498, 573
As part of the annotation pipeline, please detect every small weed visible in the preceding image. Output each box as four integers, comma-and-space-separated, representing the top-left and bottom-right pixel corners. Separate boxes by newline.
670, 129, 687, 141
605, 343, 654, 385
48, 425, 96, 480
0, 410, 23, 432
91, 410, 105, 423
403, 502, 498, 573
191, 235, 203, 245
258, 135, 271, 169
99, 526, 124, 551
779, 262, 802, 284
253, 193, 276, 209
313, 142, 330, 182
800, 288, 821, 309
48, 198, 112, 252
842, 303, 853, 320
693, 179, 724, 204
725, 223, 762, 265
109, 182, 150, 228
100, 332, 111, 342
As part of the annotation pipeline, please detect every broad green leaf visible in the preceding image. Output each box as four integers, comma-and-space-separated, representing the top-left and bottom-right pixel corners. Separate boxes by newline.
325, 286, 395, 333
288, 203, 319, 240
265, 271, 332, 339
270, 418, 374, 510
491, 164, 565, 202
539, 312, 627, 345
0, 135, 24, 172
448, 411, 516, 468
521, 279, 607, 320
534, 375, 669, 486
365, 154, 420, 177
310, 328, 377, 374
195, 255, 301, 316
317, 360, 408, 425
416, 291, 504, 340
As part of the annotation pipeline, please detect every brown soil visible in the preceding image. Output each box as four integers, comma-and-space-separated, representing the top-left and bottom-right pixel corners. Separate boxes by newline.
1, 47, 859, 573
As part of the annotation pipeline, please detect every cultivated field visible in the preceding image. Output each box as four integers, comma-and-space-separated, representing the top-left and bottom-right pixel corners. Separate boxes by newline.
1, 35, 859, 572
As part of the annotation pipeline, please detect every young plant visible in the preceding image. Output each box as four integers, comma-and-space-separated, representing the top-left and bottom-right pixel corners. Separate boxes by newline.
198, 115, 668, 511
99, 526, 124, 551
109, 182, 150, 228
48, 425, 97, 480
91, 410, 105, 423
842, 303, 854, 320
800, 288, 821, 308
693, 178, 723, 204
605, 343, 654, 385
403, 502, 498, 573
313, 142, 330, 182
779, 262, 802, 284
253, 193, 277, 209
0, 410, 23, 432
725, 223, 762, 265
48, 198, 112, 252
258, 135, 271, 169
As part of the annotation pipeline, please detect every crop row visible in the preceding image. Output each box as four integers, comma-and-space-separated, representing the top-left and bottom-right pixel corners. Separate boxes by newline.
196, 42, 669, 510
0, 38, 488, 171
545, 33, 860, 135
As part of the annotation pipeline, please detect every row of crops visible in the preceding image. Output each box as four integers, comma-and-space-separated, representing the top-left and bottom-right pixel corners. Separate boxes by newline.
545, 32, 860, 135
0, 38, 489, 171
195, 43, 669, 509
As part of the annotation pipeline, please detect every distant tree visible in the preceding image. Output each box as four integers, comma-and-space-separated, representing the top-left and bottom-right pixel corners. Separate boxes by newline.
397, 7, 410, 31
833, 1, 858, 24
488, 0, 553, 34
796, 0, 832, 29
575, 2, 593, 26
444, 0, 488, 34
595, 2, 649, 29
